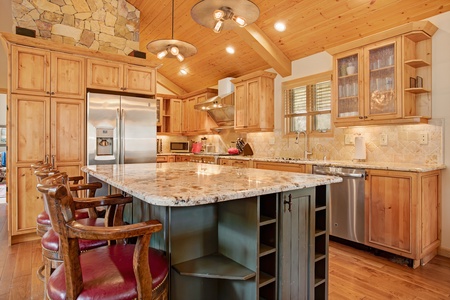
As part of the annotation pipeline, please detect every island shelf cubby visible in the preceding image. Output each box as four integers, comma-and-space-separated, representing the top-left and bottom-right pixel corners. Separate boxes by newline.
164, 194, 279, 300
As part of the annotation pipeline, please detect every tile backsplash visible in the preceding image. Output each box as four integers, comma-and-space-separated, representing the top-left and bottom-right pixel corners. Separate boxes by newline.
158, 120, 444, 165
245, 120, 444, 164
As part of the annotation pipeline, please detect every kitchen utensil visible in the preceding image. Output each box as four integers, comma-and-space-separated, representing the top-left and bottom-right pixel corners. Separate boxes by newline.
206, 144, 215, 153
236, 138, 245, 153
192, 142, 202, 153
242, 143, 253, 156
227, 148, 239, 155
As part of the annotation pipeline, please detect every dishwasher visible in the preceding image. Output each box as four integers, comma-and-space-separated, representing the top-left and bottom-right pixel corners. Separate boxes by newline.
313, 166, 366, 244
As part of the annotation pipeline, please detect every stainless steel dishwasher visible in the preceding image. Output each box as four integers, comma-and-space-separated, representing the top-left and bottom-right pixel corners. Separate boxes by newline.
313, 166, 366, 244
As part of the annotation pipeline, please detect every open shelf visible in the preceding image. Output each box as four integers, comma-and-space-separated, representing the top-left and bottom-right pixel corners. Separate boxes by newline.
405, 59, 430, 68
260, 215, 276, 225
172, 253, 256, 280
404, 87, 431, 94
260, 243, 276, 256
259, 272, 276, 287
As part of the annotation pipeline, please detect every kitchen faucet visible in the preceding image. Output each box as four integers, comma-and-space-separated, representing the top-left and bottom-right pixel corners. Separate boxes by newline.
297, 131, 312, 160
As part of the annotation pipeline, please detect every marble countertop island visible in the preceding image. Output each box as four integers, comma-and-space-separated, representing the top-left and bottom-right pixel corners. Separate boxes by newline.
81, 162, 342, 206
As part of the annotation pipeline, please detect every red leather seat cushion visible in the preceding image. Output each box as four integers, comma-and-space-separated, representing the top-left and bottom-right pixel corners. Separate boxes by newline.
41, 218, 107, 252
37, 211, 51, 226
37, 210, 90, 225
47, 245, 168, 300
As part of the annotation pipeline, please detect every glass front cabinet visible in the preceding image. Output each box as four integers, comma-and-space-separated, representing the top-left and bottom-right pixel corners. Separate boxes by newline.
332, 21, 437, 126
333, 37, 402, 123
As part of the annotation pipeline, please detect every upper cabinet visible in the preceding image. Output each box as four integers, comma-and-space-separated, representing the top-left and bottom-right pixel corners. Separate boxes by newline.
181, 89, 218, 135
329, 21, 437, 127
11, 46, 85, 99
231, 71, 276, 132
87, 58, 156, 95
157, 96, 183, 135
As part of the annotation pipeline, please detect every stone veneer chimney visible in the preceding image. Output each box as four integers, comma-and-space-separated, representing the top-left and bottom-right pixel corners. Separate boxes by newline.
11, 0, 140, 55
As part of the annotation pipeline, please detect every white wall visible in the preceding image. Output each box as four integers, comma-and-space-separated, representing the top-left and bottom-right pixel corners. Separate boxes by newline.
427, 12, 450, 252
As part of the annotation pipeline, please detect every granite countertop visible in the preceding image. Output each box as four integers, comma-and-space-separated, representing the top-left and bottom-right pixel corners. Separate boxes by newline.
157, 153, 445, 172
82, 162, 342, 207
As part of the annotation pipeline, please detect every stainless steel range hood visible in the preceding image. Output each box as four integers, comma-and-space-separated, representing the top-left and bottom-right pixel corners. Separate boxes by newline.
194, 78, 235, 128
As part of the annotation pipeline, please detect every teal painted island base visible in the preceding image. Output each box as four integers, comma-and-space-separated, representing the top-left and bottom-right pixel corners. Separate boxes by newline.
133, 186, 329, 300
82, 163, 339, 300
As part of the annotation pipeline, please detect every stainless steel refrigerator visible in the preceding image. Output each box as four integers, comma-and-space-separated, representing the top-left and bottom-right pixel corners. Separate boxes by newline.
87, 92, 157, 194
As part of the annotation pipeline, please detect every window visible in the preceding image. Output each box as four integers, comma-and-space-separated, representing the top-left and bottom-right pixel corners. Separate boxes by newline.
283, 72, 332, 134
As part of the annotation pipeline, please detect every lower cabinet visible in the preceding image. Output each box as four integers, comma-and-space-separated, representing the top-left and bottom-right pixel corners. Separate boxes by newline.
365, 169, 441, 267
175, 155, 190, 162
254, 161, 306, 173
156, 155, 175, 163
137, 187, 328, 299
218, 158, 251, 168
279, 185, 329, 299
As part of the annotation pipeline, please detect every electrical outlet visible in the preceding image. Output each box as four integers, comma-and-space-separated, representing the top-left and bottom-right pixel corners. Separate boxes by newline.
269, 138, 275, 145
344, 134, 354, 145
380, 133, 388, 146
420, 132, 428, 145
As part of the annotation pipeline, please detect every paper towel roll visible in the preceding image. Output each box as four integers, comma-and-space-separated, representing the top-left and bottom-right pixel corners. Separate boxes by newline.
354, 136, 366, 160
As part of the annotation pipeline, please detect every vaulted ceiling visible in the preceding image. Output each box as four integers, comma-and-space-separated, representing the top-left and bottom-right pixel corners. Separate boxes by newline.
127, 0, 450, 95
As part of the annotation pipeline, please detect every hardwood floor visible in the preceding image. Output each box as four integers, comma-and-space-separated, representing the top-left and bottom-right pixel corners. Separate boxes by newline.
0, 204, 44, 299
0, 202, 449, 299
329, 241, 450, 299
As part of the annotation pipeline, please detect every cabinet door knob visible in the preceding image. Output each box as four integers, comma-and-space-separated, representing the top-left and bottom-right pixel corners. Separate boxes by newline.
359, 116, 363, 119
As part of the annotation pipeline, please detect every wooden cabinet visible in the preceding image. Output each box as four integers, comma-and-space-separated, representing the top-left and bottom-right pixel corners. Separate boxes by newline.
189, 155, 216, 164
157, 96, 183, 134
175, 155, 190, 162
12, 46, 85, 99
253, 161, 306, 173
231, 71, 276, 132
365, 169, 441, 268
330, 21, 437, 126
156, 155, 175, 163
279, 185, 329, 299
8, 94, 85, 240
333, 38, 402, 123
87, 58, 156, 95
182, 89, 217, 135
218, 158, 250, 168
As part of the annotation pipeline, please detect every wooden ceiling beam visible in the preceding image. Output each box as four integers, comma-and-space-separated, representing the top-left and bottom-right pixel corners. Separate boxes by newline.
235, 24, 291, 77
157, 72, 187, 95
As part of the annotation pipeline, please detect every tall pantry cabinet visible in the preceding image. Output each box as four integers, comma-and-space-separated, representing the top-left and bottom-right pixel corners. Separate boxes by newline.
7, 45, 86, 243
1, 32, 158, 244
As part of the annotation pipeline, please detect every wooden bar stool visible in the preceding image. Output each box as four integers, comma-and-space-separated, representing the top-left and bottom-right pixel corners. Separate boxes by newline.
38, 173, 168, 300
35, 170, 132, 299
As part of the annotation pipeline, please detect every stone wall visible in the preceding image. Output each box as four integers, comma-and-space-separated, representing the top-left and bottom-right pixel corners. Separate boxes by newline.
11, 0, 140, 55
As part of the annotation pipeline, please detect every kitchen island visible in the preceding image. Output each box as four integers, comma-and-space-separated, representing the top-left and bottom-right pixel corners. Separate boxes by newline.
82, 162, 342, 300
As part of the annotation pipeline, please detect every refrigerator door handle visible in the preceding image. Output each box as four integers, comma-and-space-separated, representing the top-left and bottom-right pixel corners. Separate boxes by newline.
121, 108, 125, 164
116, 108, 121, 164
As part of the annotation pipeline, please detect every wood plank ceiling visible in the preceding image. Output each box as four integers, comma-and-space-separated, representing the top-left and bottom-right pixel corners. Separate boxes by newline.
127, 0, 450, 95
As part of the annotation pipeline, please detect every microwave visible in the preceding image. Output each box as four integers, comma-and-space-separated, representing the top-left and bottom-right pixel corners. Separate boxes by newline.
170, 141, 191, 153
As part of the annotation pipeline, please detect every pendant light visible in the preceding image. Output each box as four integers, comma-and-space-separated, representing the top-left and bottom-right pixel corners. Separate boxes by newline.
191, 0, 259, 33
147, 0, 197, 62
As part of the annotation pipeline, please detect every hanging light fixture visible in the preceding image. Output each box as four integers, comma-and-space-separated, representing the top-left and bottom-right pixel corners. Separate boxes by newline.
191, 0, 259, 33
147, 0, 197, 62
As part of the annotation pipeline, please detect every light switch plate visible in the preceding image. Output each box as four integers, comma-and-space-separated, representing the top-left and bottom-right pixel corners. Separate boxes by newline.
420, 132, 428, 145
344, 134, 354, 145
380, 133, 388, 146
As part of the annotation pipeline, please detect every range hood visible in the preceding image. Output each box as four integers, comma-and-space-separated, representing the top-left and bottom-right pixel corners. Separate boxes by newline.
194, 77, 235, 128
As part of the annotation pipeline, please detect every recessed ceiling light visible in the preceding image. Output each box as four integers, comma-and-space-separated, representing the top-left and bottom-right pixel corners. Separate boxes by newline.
274, 22, 286, 32
180, 69, 188, 75
226, 46, 235, 54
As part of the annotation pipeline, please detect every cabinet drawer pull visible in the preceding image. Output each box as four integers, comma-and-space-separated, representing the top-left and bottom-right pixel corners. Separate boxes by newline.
284, 194, 292, 212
